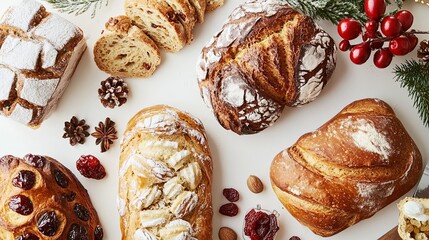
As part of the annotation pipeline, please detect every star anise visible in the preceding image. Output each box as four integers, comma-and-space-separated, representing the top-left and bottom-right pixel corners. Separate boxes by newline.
63, 116, 90, 146
91, 118, 118, 152
98, 76, 129, 109
417, 40, 429, 62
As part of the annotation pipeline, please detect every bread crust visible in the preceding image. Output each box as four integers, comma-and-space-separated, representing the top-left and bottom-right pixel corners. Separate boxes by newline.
197, 0, 337, 135
0, 155, 102, 240
119, 105, 213, 240
270, 98, 423, 237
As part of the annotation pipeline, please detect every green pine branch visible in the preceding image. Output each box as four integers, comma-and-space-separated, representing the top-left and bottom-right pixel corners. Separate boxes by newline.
394, 60, 429, 127
281, 0, 403, 24
43, 0, 109, 18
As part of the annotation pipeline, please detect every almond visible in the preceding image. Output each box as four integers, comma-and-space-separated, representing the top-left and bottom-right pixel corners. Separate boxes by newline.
247, 175, 264, 193
218, 227, 237, 240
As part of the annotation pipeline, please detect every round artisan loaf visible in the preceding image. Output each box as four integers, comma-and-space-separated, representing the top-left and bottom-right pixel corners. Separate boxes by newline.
270, 98, 422, 237
197, 0, 337, 135
94, 16, 161, 78
119, 105, 213, 239
0, 154, 103, 240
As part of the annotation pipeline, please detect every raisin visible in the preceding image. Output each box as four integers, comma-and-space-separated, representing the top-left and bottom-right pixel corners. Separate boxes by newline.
24, 154, 45, 168
15, 233, 39, 240
61, 192, 76, 203
12, 170, 36, 190
37, 211, 60, 236
166, 11, 179, 22
219, 203, 239, 217
289, 237, 301, 240
68, 224, 88, 240
74, 203, 90, 221
223, 188, 239, 202
53, 169, 69, 188
94, 225, 103, 240
9, 195, 33, 215
76, 155, 106, 180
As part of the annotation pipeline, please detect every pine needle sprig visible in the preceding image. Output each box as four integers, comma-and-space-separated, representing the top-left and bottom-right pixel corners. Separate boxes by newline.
43, 0, 109, 18
394, 60, 429, 127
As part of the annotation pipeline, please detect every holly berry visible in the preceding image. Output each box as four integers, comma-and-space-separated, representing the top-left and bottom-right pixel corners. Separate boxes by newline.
373, 48, 393, 68
350, 43, 371, 64
407, 34, 419, 51
364, 0, 386, 20
395, 10, 414, 32
338, 18, 362, 40
339, 40, 351, 52
365, 20, 379, 35
381, 16, 402, 38
389, 35, 411, 56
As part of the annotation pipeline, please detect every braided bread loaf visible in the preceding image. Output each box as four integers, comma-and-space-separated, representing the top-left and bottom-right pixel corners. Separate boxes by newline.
197, 0, 337, 134
270, 98, 422, 237
119, 105, 213, 239
0, 154, 102, 240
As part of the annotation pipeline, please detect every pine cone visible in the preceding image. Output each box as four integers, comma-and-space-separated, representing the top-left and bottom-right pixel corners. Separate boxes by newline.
63, 116, 90, 146
417, 40, 429, 62
91, 118, 118, 153
98, 76, 129, 108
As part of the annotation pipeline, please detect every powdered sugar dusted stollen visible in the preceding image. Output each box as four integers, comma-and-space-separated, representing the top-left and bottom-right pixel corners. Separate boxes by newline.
0, 0, 86, 128
197, 0, 337, 135
119, 105, 213, 239
270, 98, 422, 237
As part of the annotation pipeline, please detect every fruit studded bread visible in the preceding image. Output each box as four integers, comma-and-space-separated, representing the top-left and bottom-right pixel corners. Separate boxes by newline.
0, 0, 86, 128
119, 105, 213, 239
190, 0, 206, 23
270, 98, 423, 237
125, 0, 188, 52
197, 0, 337, 135
94, 16, 161, 78
206, 0, 224, 12
0, 154, 103, 240
398, 197, 429, 240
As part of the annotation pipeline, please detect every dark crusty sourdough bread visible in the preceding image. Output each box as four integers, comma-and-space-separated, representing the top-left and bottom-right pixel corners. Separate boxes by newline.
119, 105, 213, 239
270, 98, 422, 237
94, 16, 161, 78
0, 154, 103, 240
197, 0, 337, 135
0, 0, 86, 128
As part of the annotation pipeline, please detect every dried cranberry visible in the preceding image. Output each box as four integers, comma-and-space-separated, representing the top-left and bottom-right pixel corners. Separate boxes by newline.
219, 203, 239, 217
15, 233, 39, 240
12, 170, 36, 190
76, 155, 106, 180
223, 188, 239, 202
244, 209, 279, 240
24, 154, 45, 168
94, 225, 103, 240
53, 169, 69, 188
68, 224, 88, 240
37, 211, 60, 236
9, 195, 33, 215
74, 203, 90, 221
289, 237, 301, 240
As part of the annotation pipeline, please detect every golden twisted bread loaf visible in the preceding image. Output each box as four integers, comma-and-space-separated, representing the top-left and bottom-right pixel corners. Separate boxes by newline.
197, 0, 337, 135
119, 105, 213, 239
0, 154, 103, 240
270, 98, 422, 237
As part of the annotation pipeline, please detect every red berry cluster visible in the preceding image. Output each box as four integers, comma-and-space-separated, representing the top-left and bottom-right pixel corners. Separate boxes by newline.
337, 0, 418, 68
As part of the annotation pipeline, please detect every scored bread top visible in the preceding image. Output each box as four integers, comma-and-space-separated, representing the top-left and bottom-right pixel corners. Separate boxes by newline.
119, 105, 213, 240
0, 155, 102, 240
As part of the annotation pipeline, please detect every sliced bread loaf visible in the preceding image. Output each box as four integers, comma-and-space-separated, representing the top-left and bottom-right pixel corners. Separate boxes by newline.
125, 0, 187, 52
164, 0, 197, 43
189, 0, 206, 23
206, 0, 224, 12
94, 16, 161, 78
398, 197, 429, 240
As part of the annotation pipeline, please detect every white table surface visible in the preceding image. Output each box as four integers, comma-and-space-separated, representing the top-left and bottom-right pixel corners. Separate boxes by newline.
1, 0, 428, 239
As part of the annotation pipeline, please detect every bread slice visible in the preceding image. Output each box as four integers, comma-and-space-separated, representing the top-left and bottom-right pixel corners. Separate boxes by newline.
398, 197, 429, 240
189, 0, 206, 23
94, 16, 161, 78
125, 0, 187, 52
206, 0, 224, 12
164, 0, 197, 43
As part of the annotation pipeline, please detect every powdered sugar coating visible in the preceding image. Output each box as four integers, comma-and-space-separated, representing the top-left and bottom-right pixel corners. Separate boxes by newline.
33, 14, 78, 50
0, 36, 42, 70
42, 42, 58, 69
20, 77, 59, 106
134, 229, 157, 240
0, 0, 43, 32
0, 67, 15, 100
9, 104, 33, 124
